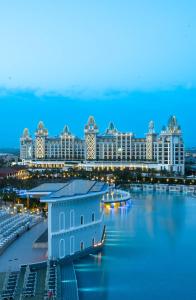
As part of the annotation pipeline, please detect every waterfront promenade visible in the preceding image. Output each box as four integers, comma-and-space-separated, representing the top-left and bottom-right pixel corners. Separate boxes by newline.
130, 183, 196, 193
0, 188, 196, 299
0, 220, 47, 272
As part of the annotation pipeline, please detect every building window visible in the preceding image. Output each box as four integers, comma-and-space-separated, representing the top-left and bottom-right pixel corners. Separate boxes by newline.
92, 213, 95, 222
80, 215, 84, 225
59, 239, 65, 259
59, 212, 65, 231
70, 236, 75, 255
92, 238, 95, 246
80, 241, 84, 251
70, 209, 75, 228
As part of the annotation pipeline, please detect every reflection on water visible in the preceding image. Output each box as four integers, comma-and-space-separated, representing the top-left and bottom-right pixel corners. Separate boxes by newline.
75, 192, 196, 300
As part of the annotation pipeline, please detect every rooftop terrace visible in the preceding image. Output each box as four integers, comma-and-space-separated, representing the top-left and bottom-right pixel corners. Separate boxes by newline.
39, 179, 108, 202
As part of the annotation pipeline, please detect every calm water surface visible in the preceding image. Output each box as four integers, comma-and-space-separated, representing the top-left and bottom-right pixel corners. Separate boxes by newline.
75, 192, 196, 300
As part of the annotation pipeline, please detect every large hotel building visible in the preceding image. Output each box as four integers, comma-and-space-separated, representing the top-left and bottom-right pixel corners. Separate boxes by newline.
20, 116, 185, 174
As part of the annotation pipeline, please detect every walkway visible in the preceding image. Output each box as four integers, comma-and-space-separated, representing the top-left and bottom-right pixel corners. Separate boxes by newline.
0, 220, 48, 272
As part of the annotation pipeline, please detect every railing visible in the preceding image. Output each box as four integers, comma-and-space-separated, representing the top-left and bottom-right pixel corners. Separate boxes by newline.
52, 213, 104, 236
130, 183, 196, 193
103, 189, 131, 203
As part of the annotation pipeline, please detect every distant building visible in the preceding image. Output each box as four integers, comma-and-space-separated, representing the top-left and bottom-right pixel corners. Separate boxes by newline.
20, 122, 84, 162
0, 166, 29, 180
40, 180, 108, 260
20, 115, 185, 174
0, 153, 18, 163
185, 148, 196, 175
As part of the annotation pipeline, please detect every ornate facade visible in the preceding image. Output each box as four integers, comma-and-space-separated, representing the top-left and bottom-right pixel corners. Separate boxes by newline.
20, 115, 185, 174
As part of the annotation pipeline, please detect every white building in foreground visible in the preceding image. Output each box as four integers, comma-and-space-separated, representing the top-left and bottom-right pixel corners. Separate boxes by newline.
40, 180, 108, 260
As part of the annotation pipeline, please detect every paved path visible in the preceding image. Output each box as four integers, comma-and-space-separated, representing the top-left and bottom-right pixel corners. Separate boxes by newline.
0, 220, 48, 272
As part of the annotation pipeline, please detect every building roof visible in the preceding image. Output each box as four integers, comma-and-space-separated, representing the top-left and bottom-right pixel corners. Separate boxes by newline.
40, 179, 108, 202
0, 167, 17, 177
0, 166, 27, 177
29, 183, 66, 193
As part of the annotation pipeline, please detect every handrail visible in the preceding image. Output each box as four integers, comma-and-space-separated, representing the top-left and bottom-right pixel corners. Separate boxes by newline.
52, 213, 104, 236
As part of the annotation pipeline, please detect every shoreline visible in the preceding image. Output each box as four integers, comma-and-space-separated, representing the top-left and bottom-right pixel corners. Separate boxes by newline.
128, 183, 196, 194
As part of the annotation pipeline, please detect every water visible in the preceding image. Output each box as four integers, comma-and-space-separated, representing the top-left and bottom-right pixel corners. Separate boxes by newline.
75, 192, 196, 300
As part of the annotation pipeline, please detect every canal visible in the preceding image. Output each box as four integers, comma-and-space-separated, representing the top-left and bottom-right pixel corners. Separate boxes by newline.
75, 191, 196, 300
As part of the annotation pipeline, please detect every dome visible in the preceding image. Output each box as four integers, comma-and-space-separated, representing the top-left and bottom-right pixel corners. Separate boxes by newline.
36, 121, 48, 136
38, 121, 44, 129
85, 116, 99, 133
167, 116, 179, 132
148, 120, 155, 133
88, 116, 96, 125
22, 128, 30, 138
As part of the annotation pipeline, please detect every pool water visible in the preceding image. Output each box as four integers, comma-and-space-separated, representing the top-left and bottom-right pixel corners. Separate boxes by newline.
75, 192, 196, 300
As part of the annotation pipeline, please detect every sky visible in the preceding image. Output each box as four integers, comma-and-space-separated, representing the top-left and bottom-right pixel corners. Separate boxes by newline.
0, 0, 195, 148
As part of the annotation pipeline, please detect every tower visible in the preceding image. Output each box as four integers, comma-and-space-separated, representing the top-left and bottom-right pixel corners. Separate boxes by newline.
159, 116, 184, 174
146, 121, 156, 160
60, 125, 73, 160
20, 128, 33, 160
84, 116, 99, 160
35, 121, 48, 160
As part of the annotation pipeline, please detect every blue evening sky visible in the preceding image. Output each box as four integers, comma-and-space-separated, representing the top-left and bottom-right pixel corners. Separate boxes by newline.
0, 1, 195, 148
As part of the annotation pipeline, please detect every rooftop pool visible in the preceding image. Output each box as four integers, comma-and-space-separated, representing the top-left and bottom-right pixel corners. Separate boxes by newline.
75, 191, 196, 300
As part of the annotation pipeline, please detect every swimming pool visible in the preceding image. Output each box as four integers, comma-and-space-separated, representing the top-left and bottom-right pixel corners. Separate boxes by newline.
75, 191, 196, 300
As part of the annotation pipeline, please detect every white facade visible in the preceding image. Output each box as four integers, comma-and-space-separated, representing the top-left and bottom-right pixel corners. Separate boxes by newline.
20, 115, 185, 174
40, 180, 108, 260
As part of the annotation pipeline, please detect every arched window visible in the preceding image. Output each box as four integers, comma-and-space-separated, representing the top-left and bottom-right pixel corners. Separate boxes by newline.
70, 209, 75, 228
92, 213, 95, 222
80, 215, 84, 225
59, 212, 65, 231
70, 236, 75, 255
59, 239, 65, 259
80, 241, 84, 251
